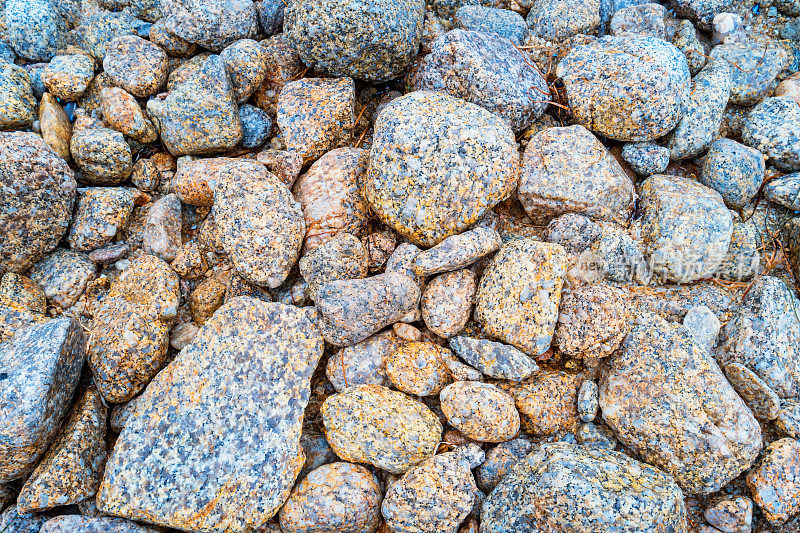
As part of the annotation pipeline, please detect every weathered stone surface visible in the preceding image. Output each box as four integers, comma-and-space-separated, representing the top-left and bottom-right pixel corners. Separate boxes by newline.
279, 462, 382, 533
147, 55, 242, 156
364, 91, 518, 247
0, 318, 84, 483
299, 233, 368, 299
383, 447, 481, 533
71, 126, 133, 185
292, 147, 370, 251
162, 0, 257, 51
29, 249, 95, 310
778, 399, 800, 439
610, 2, 667, 37
670, 0, 732, 29
682, 305, 720, 351
220, 39, 268, 103
481, 442, 687, 533
285, 0, 425, 82
72, 12, 140, 61
214, 162, 304, 289
718, 276, 800, 399
322, 384, 442, 474
600, 314, 762, 495
315, 273, 420, 347
557, 34, 690, 141
620, 141, 670, 176
742, 97, 800, 172
142, 193, 181, 263
704, 496, 752, 533
449, 335, 538, 382
409, 29, 549, 131
764, 172, 800, 210
747, 438, 800, 525
40, 515, 161, 533
326, 331, 398, 392
68, 187, 137, 253
386, 341, 451, 396
17, 385, 107, 512
527, 0, 600, 40
545, 212, 602, 253
37, 96, 70, 166
87, 255, 179, 403
723, 362, 780, 421
639, 174, 733, 283
103, 36, 167, 98
253, 33, 303, 115
519, 125, 634, 224
474, 239, 565, 356
0, 273, 46, 314
672, 19, 706, 75
239, 104, 271, 149
505, 370, 581, 436
421, 269, 475, 338
453, 6, 527, 45
440, 381, 519, 442
98, 297, 323, 531
710, 43, 790, 106
0, 60, 36, 129
668, 58, 731, 160
475, 437, 534, 493
102, 88, 157, 145
0, 132, 76, 274
413, 227, 501, 277
42, 54, 94, 101
277, 77, 355, 163
0, 505, 49, 533
5, 0, 66, 62
700, 138, 765, 209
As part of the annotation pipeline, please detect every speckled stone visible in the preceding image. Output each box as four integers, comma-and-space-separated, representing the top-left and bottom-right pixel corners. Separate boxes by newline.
557, 34, 690, 142
421, 269, 475, 338
315, 273, 421, 347
668, 58, 731, 160
42, 54, 94, 101
520, 125, 634, 224
699, 138, 765, 209
777, 399, 800, 439
715, 219, 760, 281
786, 218, 800, 284
409, 29, 549, 132
382, 447, 481, 533
285, 0, 424, 82
213, 162, 304, 288
587, 222, 650, 284
239, 104, 271, 150
475, 437, 534, 493
220, 39, 268, 103
68, 187, 137, 252
747, 438, 800, 525
453, 6, 526, 45
322, 384, 442, 474
17, 385, 107, 512
545, 213, 602, 253
670, 0, 732, 29
723, 362, 781, 421
142, 193, 181, 262
554, 284, 630, 361
0, 301, 49, 343
672, 19, 706, 75
5, 0, 66, 62
173, 156, 235, 206
103, 36, 167, 98
620, 142, 669, 176
718, 276, 800, 399
257, 0, 285, 35
98, 297, 323, 531
481, 442, 687, 533
277, 77, 355, 163
38, 93, 71, 161
253, 33, 303, 115
161, 0, 257, 51
0, 273, 46, 313
292, 147, 369, 251
29, 249, 95, 309
0, 60, 36, 129
440, 381, 519, 442
682, 305, 720, 351
764, 173, 800, 210
474, 239, 565, 356
87, 254, 179, 403
527, 0, 600, 40
704, 496, 752, 533
576, 380, 598, 422
170, 242, 206, 280
326, 330, 398, 392
449, 336, 538, 382
299, 233, 368, 299
413, 227, 501, 277
600, 314, 761, 495
256, 149, 303, 189
71, 127, 133, 185
741, 97, 800, 172
639, 174, 733, 283
710, 43, 790, 106
0, 318, 84, 483
365, 91, 518, 248
279, 462, 382, 533
73, 13, 141, 61
40, 515, 161, 533
610, 2, 666, 37
0, 132, 76, 273
147, 55, 242, 156
102, 88, 157, 144
386, 341, 452, 396
505, 370, 581, 436
0, 505, 49, 533
79, 72, 115, 115
149, 19, 197, 57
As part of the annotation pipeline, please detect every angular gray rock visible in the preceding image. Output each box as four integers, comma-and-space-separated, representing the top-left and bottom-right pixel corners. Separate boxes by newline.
449, 335, 538, 382
162, 0, 258, 51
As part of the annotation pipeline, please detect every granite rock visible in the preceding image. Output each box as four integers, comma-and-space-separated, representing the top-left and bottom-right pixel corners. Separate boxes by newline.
453, 6, 527, 45
71, 126, 133, 185
672, 19, 706, 75
386, 341, 452, 397
475, 437, 534, 493
747, 438, 800, 525
710, 43, 790, 106
73, 13, 141, 61
778, 399, 800, 439
0, 505, 49, 533
162, 0, 257, 51
321, 384, 442, 474
449, 335, 538, 382
440, 381, 519, 442
102, 88, 158, 144
723, 362, 780, 421
67, 187, 137, 252
704, 496, 752, 533
40, 515, 161, 533
364, 91, 518, 247
0, 60, 36, 129
557, 34, 690, 141
421, 269, 476, 338
742, 97, 800, 172
103, 36, 168, 98
97, 297, 323, 531
621, 142, 670, 176
0, 132, 76, 273
0, 318, 84, 483
409, 29, 550, 131
600, 314, 762, 495
299, 233, 368, 299
285, 0, 425, 82
29, 249, 95, 309
764, 172, 800, 210
142, 193, 181, 263
519, 125, 635, 224
239, 104, 271, 149
36, 94, 71, 161
149, 19, 196, 57
505, 370, 581, 436
682, 304, 720, 351
610, 2, 667, 37
325, 331, 398, 392
545, 213, 602, 253
4, 0, 67, 62
670, 0, 732, 29
220, 39, 268, 103
527, 0, 600, 40
700, 138, 765, 209
256, 149, 303, 189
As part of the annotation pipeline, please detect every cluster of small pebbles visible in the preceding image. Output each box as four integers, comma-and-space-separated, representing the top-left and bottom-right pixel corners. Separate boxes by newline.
1, 0, 800, 532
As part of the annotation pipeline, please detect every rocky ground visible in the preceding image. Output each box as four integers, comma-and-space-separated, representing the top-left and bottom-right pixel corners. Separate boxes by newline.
0, 0, 799, 532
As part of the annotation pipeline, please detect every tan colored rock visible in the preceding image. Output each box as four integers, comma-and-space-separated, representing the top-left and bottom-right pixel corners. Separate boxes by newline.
554, 284, 631, 360
503, 370, 582, 436
440, 381, 520, 443
386, 342, 452, 397
747, 438, 800, 525
38, 93, 71, 161
421, 269, 475, 338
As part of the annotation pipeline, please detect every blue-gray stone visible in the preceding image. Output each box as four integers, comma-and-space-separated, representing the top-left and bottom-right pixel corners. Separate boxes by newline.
454, 6, 527, 46
239, 103, 272, 149
4, 0, 67, 62
621, 141, 669, 175
700, 138, 765, 209
73, 12, 140, 60
256, 0, 284, 35
764, 172, 800, 210
0, 41, 16, 63
742, 97, 800, 172
710, 43, 791, 105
